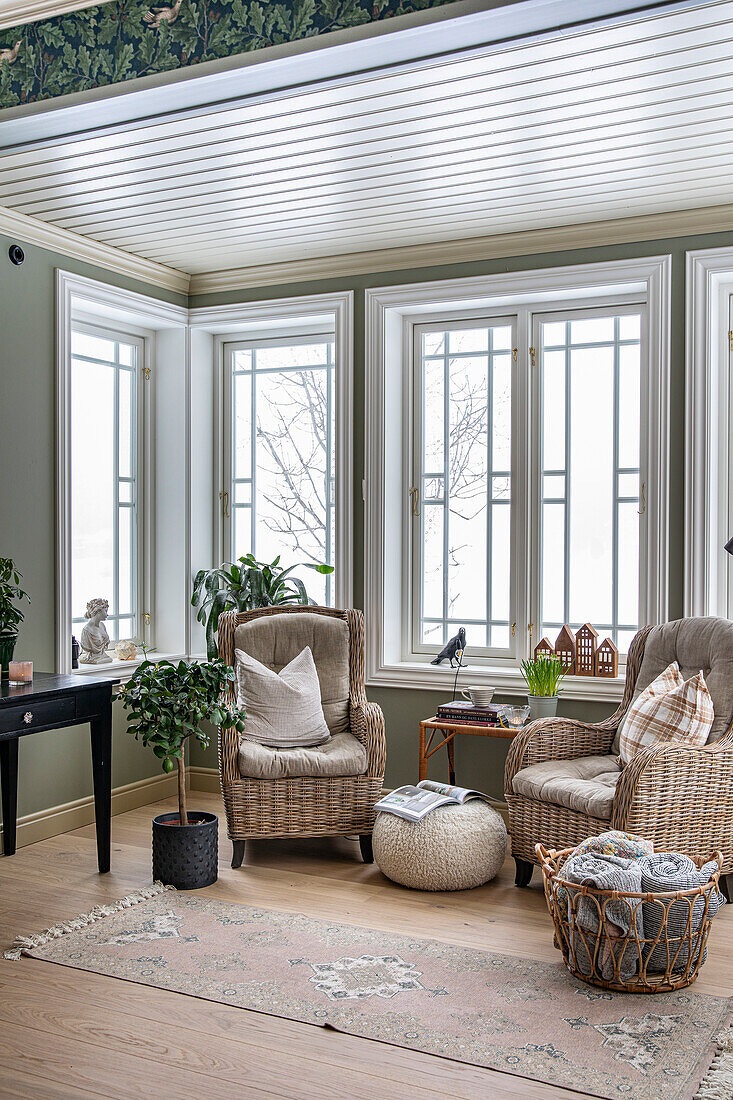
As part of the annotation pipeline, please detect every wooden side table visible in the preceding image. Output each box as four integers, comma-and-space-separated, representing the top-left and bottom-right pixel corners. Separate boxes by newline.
419, 716, 519, 785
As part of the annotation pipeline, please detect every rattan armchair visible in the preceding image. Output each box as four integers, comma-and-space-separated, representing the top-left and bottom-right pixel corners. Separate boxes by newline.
505, 619, 733, 889
217, 606, 386, 868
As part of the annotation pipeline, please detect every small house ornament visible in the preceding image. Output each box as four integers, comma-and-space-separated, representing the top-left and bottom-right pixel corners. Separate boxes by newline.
554, 625, 576, 674
575, 622, 598, 676
534, 637, 555, 661
595, 637, 619, 678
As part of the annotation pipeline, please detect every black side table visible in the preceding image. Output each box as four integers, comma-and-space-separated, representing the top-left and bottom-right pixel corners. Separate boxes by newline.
0, 672, 119, 872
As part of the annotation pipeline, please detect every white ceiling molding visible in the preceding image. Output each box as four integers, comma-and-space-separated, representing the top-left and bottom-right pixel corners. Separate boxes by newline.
0, 0, 686, 145
188, 204, 733, 294
0, 0, 97, 30
0, 204, 189, 295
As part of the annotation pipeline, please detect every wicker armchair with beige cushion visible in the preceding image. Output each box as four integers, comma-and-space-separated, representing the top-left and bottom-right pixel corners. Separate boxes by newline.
505, 617, 733, 889
217, 606, 386, 868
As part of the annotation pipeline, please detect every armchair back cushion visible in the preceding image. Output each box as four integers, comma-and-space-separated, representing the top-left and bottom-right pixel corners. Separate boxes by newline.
233, 612, 350, 737
613, 617, 733, 752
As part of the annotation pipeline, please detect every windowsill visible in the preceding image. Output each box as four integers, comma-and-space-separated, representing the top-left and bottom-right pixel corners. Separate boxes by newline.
367, 659, 626, 703
69, 651, 186, 684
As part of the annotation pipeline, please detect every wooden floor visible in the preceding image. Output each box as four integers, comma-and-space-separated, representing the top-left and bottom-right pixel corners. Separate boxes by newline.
1, 792, 731, 1100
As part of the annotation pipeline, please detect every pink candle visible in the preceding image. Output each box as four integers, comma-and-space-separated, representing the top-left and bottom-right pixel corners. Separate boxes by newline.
8, 661, 32, 684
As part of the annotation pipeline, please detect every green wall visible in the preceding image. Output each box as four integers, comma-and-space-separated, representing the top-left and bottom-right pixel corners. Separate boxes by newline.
5, 221, 733, 826
0, 233, 185, 826
188, 226, 733, 797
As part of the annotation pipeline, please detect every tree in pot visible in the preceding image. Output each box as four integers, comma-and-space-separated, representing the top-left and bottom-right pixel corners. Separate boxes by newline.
192, 553, 334, 660
520, 653, 567, 720
119, 657, 246, 889
0, 557, 30, 679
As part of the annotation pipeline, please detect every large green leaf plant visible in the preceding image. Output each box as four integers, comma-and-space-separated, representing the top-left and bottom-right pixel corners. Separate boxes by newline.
192, 553, 334, 659
119, 657, 245, 825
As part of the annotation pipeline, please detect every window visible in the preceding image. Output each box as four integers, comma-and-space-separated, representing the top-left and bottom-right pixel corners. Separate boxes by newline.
224, 334, 336, 605
366, 259, 669, 696
537, 309, 642, 653
70, 324, 144, 643
413, 319, 515, 653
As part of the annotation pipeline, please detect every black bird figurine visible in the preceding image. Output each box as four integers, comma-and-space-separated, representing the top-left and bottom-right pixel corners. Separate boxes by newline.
431, 627, 466, 667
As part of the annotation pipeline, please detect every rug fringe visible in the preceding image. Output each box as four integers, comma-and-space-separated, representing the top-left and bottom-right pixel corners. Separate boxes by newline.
3, 881, 175, 961
694, 1025, 733, 1099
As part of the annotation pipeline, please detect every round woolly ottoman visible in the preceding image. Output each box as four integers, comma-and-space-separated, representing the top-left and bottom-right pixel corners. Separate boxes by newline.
373, 800, 508, 891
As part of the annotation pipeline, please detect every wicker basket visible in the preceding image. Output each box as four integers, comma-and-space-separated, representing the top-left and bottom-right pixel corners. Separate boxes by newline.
536, 843, 723, 993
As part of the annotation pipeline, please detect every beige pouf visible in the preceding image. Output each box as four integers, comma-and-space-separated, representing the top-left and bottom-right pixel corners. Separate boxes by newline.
373, 800, 508, 891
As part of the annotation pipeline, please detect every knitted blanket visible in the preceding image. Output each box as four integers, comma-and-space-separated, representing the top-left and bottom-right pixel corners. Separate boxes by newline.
563, 852, 643, 981
638, 852, 725, 972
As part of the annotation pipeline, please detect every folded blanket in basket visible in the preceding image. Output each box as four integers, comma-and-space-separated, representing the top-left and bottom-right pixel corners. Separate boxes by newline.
563, 852, 644, 981
557, 831, 653, 906
638, 852, 725, 973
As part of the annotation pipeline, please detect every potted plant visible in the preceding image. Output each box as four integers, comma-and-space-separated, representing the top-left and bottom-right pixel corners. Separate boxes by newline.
520, 653, 567, 720
0, 557, 30, 680
119, 657, 246, 889
192, 553, 334, 659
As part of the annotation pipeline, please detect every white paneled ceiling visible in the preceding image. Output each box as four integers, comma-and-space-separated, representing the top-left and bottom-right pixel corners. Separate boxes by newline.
2, 0, 733, 276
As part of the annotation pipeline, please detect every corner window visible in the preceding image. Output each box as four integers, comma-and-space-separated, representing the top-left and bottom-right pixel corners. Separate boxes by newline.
223, 334, 336, 605
70, 324, 144, 643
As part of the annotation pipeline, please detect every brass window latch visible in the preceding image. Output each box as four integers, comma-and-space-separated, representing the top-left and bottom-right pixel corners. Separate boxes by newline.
409, 486, 420, 517
219, 489, 230, 518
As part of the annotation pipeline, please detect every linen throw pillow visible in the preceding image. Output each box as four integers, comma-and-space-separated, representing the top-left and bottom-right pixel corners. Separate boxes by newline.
619, 661, 714, 765
235, 645, 330, 749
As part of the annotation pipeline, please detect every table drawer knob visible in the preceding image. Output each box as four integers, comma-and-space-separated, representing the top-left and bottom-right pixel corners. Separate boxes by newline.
23, 711, 33, 724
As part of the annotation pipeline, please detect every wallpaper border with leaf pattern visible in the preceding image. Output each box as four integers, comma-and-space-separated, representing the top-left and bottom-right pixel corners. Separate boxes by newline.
0, 0, 457, 109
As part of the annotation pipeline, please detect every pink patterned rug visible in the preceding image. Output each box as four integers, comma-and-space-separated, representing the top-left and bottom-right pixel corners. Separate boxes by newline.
5, 887, 730, 1099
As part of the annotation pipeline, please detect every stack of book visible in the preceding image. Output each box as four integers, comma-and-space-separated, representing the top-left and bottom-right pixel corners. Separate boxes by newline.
435, 699, 499, 726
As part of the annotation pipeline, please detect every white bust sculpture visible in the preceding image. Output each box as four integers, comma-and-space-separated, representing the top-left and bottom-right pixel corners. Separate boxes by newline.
79, 598, 112, 664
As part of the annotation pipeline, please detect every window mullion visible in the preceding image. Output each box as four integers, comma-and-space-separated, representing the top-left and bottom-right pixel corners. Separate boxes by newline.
113, 344, 120, 644
442, 335, 450, 645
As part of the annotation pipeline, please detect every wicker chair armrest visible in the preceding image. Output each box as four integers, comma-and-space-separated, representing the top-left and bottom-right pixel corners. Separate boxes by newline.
355, 700, 385, 779
613, 727, 733, 831
218, 722, 241, 785
504, 717, 618, 796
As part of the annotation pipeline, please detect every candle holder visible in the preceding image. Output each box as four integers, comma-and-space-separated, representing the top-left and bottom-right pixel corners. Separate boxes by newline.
8, 660, 32, 684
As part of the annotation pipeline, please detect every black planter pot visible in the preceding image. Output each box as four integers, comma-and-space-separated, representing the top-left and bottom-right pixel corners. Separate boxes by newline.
152, 811, 218, 889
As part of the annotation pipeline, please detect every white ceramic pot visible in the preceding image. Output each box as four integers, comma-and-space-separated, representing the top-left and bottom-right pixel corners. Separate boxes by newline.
527, 695, 558, 720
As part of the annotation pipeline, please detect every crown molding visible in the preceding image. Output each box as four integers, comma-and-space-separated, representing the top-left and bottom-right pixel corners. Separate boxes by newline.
0, 205, 190, 295
189, 204, 733, 295
0, 0, 97, 29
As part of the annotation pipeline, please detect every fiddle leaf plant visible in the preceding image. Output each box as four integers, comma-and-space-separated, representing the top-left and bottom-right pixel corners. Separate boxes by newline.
119, 657, 245, 826
0, 557, 30, 636
192, 553, 334, 659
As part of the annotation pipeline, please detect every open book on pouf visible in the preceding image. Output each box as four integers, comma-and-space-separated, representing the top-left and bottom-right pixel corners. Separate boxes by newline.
375, 780, 488, 822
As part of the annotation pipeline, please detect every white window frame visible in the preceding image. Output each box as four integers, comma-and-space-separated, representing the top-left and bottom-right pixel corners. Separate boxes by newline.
56, 271, 189, 675
685, 247, 733, 618
69, 317, 146, 647
220, 329, 337, 602
189, 292, 353, 609
365, 257, 670, 701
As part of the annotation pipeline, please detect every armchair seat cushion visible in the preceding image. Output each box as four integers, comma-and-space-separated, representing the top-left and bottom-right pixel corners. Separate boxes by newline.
238, 730, 368, 780
512, 755, 621, 820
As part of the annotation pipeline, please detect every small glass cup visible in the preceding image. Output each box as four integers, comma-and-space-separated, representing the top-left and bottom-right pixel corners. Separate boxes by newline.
502, 704, 531, 729
8, 660, 33, 685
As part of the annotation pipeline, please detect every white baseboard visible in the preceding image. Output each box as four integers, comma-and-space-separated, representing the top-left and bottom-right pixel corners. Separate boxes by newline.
0, 771, 178, 851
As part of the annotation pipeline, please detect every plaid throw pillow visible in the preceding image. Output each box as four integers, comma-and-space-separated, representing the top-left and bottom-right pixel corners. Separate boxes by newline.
619, 661, 714, 765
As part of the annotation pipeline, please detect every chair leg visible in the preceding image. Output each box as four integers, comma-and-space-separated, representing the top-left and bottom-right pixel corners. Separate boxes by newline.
720, 872, 733, 903
231, 840, 246, 869
514, 857, 534, 887
359, 834, 374, 863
